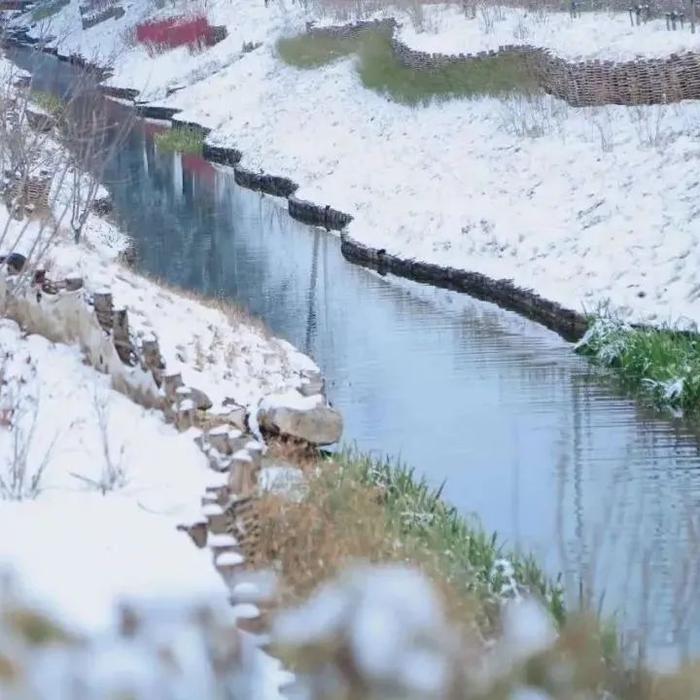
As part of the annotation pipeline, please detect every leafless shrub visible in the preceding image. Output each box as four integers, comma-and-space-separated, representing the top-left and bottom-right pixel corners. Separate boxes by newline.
0, 350, 53, 501
478, 2, 497, 31
585, 106, 615, 152
512, 14, 530, 40
498, 90, 568, 138
71, 387, 126, 494
629, 104, 671, 149
294, 0, 462, 22
0, 42, 134, 295
57, 78, 135, 244
120, 24, 138, 50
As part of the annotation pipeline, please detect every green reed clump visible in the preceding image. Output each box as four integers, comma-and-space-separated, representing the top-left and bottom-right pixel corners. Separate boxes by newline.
30, 90, 64, 116
154, 127, 204, 155
576, 314, 700, 413
332, 445, 566, 625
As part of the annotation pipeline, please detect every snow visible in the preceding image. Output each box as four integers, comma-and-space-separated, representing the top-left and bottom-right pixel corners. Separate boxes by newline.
273, 564, 458, 696
202, 503, 224, 516
33, 0, 307, 101
193, 61, 700, 327
46, 225, 317, 410
0, 318, 224, 633
232, 602, 260, 619
1, 575, 288, 699
259, 389, 324, 412
397, 4, 700, 61
510, 689, 552, 700
209, 533, 238, 547
501, 598, 557, 662
232, 581, 260, 599
259, 465, 306, 500
216, 551, 245, 567
19, 1, 700, 327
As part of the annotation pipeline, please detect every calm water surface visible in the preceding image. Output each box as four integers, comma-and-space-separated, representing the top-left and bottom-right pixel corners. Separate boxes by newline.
17, 47, 700, 656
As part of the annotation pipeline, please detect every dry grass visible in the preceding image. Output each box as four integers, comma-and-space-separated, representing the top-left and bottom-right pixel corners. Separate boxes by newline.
4, 607, 75, 646
252, 452, 538, 638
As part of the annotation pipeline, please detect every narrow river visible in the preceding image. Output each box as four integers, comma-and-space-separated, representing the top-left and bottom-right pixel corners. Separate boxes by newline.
13, 45, 700, 657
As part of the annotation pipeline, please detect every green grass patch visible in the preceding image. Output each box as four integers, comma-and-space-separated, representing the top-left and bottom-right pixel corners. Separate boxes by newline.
31, 0, 70, 22
277, 28, 537, 105
331, 446, 566, 626
277, 33, 358, 68
576, 314, 700, 413
154, 127, 204, 155
30, 90, 64, 116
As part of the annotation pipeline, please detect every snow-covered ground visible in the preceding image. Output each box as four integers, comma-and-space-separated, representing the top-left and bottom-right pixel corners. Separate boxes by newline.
1, 206, 313, 605
397, 3, 700, 60
23, 0, 700, 328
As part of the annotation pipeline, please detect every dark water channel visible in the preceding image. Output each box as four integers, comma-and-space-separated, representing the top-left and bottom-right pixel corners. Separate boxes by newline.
14, 46, 700, 659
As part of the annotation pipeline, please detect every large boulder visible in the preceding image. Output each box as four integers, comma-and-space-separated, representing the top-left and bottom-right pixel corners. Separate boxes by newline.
257, 391, 342, 446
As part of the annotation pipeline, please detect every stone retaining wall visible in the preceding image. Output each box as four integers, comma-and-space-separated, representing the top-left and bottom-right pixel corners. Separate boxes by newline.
171, 117, 211, 136
98, 84, 140, 101
340, 232, 588, 341
288, 196, 353, 231
80, 5, 125, 31
0, 263, 329, 641
233, 166, 298, 198
202, 143, 242, 166
135, 103, 181, 120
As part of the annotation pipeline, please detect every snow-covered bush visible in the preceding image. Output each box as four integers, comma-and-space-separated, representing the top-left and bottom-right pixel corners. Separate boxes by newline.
272, 563, 630, 700
576, 311, 700, 412
0, 572, 266, 699
273, 564, 464, 699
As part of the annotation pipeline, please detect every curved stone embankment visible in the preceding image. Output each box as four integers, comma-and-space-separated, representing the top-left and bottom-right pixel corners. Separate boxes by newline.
6, 32, 590, 341
340, 232, 587, 341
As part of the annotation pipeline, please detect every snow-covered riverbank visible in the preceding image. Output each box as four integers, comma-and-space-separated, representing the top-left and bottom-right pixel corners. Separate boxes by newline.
18, 0, 700, 329
0, 198, 319, 684
0, 49, 324, 692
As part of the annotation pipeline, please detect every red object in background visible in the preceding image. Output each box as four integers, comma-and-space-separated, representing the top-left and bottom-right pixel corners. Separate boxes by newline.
182, 153, 215, 185
135, 16, 214, 51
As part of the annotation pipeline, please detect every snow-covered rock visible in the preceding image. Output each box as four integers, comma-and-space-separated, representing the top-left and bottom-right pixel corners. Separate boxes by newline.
258, 392, 343, 445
